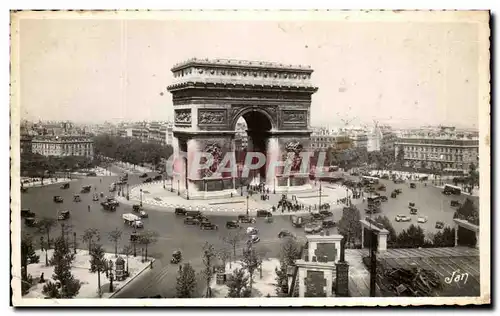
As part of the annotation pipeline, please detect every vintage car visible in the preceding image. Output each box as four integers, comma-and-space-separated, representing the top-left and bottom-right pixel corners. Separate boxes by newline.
86, 172, 97, 177
417, 216, 428, 223
238, 215, 256, 224
101, 201, 117, 211
58, 210, 70, 220
21, 209, 35, 218
393, 178, 405, 184
278, 230, 296, 239
408, 202, 416, 208
322, 220, 336, 228
450, 200, 462, 207
246, 227, 259, 235
143, 178, 153, 183
153, 175, 162, 181
106, 197, 119, 207
311, 213, 325, 220
226, 220, 240, 229
92, 194, 99, 201
304, 223, 322, 234
409, 208, 418, 215
395, 214, 411, 222
410, 183, 417, 189
175, 208, 187, 215
184, 216, 200, 225
60, 183, 70, 189
140, 173, 149, 178
247, 235, 260, 245
435, 221, 445, 229
81, 185, 92, 193
171, 250, 182, 264
377, 184, 386, 191
319, 210, 333, 217
379, 195, 388, 202
53, 196, 64, 203
186, 211, 202, 218
394, 189, 403, 194
391, 192, 397, 198
257, 210, 272, 217
200, 222, 218, 230
73, 194, 81, 202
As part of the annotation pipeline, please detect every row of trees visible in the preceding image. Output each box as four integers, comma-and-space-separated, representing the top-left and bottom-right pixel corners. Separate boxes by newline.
310, 146, 396, 172
21, 153, 96, 178
93, 134, 173, 170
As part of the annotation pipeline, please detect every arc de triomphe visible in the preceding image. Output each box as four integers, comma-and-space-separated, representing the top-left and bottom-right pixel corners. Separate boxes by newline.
167, 58, 318, 200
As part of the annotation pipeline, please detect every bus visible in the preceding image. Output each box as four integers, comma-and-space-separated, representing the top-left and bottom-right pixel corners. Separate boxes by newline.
361, 176, 380, 185
443, 184, 461, 195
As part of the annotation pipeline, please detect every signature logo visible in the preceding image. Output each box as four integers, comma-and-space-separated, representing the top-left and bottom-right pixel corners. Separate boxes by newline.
444, 269, 469, 285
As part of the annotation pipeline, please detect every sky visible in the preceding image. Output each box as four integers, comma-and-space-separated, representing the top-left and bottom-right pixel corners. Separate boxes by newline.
16, 12, 484, 129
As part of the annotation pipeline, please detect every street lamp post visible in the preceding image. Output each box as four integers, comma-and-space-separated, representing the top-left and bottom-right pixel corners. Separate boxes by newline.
318, 181, 322, 210
140, 189, 143, 207
177, 180, 180, 196
126, 184, 129, 200
163, 176, 165, 189
273, 177, 276, 194
170, 177, 173, 192
73, 232, 77, 254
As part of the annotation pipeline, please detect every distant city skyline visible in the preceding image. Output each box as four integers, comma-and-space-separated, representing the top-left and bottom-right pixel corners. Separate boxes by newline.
17, 12, 481, 129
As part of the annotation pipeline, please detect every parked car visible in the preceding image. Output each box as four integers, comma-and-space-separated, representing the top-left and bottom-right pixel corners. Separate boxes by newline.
247, 235, 260, 245
409, 202, 416, 208
143, 178, 153, 183
53, 196, 64, 203
238, 215, 256, 224
175, 208, 187, 215
257, 210, 272, 217
409, 208, 418, 215
200, 222, 218, 230
81, 185, 92, 193
153, 175, 162, 181
322, 220, 336, 228
21, 209, 35, 218
319, 210, 333, 217
86, 172, 97, 177
450, 200, 462, 207
184, 216, 200, 225
226, 220, 240, 229
390, 192, 397, 198
140, 173, 148, 178
58, 210, 70, 220
73, 194, 81, 202
24, 217, 38, 227
395, 214, 411, 222
60, 183, 70, 189
410, 183, 416, 189
435, 221, 445, 229
101, 201, 117, 211
417, 216, 428, 223
106, 197, 119, 207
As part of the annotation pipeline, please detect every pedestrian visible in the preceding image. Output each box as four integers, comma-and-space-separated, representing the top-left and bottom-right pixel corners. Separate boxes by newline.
88, 205, 91, 212
150, 260, 153, 269
100, 178, 102, 183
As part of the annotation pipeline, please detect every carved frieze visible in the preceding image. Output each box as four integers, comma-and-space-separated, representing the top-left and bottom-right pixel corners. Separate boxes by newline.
281, 110, 308, 128
175, 109, 192, 126
198, 109, 227, 125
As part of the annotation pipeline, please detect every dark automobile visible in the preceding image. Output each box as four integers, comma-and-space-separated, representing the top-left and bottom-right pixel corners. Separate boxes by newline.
394, 189, 403, 194
184, 216, 200, 225
153, 175, 162, 181
409, 208, 418, 215
53, 196, 64, 203
86, 172, 97, 177
101, 202, 117, 211
143, 178, 153, 183
377, 185, 386, 191
140, 173, 148, 178
409, 202, 415, 208
200, 222, 218, 230
238, 215, 256, 224
171, 250, 182, 264
278, 230, 296, 238
410, 183, 416, 189
322, 220, 336, 228
257, 210, 272, 218
106, 197, 119, 207
175, 208, 187, 215
81, 185, 92, 193
24, 217, 38, 227
311, 213, 325, 220
60, 183, 70, 189
58, 210, 70, 220
73, 194, 81, 202
391, 192, 397, 198
319, 210, 333, 217
226, 220, 240, 229
450, 200, 461, 207
21, 209, 35, 218
133, 204, 143, 212
186, 210, 202, 218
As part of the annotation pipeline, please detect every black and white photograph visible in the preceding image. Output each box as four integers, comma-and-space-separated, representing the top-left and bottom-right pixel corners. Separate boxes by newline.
9, 10, 490, 306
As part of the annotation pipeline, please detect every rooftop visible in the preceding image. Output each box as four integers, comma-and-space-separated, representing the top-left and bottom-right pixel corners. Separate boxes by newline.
171, 58, 313, 72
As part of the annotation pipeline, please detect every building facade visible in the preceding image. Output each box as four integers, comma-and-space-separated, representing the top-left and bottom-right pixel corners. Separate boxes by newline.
31, 135, 94, 158
395, 130, 479, 173
119, 121, 174, 146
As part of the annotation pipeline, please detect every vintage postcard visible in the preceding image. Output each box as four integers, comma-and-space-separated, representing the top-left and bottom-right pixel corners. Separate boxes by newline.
10, 10, 490, 306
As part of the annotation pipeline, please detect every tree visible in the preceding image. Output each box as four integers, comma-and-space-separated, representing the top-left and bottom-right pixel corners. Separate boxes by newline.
139, 230, 158, 261
121, 245, 133, 274
89, 243, 107, 297
433, 226, 455, 247
44, 236, 80, 298
337, 205, 362, 247
21, 235, 39, 295
176, 263, 197, 298
82, 228, 100, 254
275, 238, 301, 296
241, 245, 261, 295
396, 145, 405, 165
216, 247, 231, 270
454, 198, 479, 225
222, 230, 245, 258
201, 242, 216, 297
372, 215, 397, 247
107, 228, 122, 258
226, 268, 251, 298
36, 217, 57, 264
395, 224, 426, 248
